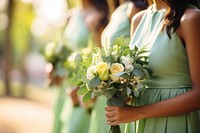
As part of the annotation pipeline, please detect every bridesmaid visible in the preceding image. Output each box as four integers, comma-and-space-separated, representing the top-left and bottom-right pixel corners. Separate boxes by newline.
49, 0, 109, 133
88, 0, 148, 133
105, 0, 200, 133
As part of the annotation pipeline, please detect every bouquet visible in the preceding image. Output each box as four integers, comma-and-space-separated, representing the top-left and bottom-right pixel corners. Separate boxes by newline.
73, 36, 152, 133
43, 41, 72, 86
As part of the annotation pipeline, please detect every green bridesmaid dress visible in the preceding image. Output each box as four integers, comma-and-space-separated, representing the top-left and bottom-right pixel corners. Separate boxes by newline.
52, 85, 66, 133
52, 7, 92, 133
89, 2, 132, 133
128, 5, 200, 133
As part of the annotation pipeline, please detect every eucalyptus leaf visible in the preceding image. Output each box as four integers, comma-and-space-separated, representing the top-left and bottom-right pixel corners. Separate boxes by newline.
143, 68, 150, 79
115, 72, 129, 78
77, 85, 88, 95
75, 54, 83, 66
133, 69, 144, 78
72, 74, 83, 85
81, 77, 90, 84
144, 67, 153, 77
83, 91, 92, 103
89, 77, 101, 88
133, 64, 144, 71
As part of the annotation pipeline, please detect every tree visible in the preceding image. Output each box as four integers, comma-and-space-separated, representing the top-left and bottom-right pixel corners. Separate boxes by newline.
3, 0, 14, 96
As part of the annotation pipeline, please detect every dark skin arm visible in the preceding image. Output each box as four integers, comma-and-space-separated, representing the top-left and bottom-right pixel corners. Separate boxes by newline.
105, 8, 200, 126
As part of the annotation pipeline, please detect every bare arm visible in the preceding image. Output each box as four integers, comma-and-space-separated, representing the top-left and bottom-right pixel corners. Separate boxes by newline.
105, 8, 200, 125
126, 2, 144, 23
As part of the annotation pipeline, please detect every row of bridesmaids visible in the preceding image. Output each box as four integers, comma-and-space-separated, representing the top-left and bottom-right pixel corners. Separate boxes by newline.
45, 0, 200, 133
47, 0, 148, 133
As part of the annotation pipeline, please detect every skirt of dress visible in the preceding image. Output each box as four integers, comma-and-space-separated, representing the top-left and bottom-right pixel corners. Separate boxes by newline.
60, 96, 91, 133
125, 87, 200, 133
52, 87, 66, 133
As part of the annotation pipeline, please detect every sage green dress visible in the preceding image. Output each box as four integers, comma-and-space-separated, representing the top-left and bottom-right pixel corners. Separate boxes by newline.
52, 7, 91, 133
52, 85, 67, 133
89, 2, 131, 133
128, 5, 200, 133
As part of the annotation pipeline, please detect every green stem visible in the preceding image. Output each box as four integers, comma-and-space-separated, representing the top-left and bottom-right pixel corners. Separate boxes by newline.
109, 125, 121, 133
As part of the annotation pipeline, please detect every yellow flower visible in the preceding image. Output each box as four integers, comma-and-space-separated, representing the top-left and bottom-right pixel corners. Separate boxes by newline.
96, 62, 109, 81
110, 63, 124, 74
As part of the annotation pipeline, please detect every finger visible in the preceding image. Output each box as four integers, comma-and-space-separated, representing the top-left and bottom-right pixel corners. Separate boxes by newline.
105, 111, 116, 118
107, 119, 119, 126
106, 115, 118, 123
105, 106, 118, 111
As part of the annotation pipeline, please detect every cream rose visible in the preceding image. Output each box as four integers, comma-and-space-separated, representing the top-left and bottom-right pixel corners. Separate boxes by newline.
110, 63, 124, 74
96, 62, 109, 81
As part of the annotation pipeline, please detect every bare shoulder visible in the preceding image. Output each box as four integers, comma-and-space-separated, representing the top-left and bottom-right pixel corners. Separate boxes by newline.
127, 2, 143, 21
179, 7, 200, 45
180, 7, 200, 33
130, 10, 147, 36
131, 9, 147, 25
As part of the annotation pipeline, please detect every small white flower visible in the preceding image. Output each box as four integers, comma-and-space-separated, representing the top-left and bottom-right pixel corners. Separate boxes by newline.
86, 65, 97, 80
111, 45, 119, 56
121, 55, 134, 71
92, 53, 102, 64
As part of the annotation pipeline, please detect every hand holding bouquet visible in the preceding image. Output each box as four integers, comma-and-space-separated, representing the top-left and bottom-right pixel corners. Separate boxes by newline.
73, 36, 152, 132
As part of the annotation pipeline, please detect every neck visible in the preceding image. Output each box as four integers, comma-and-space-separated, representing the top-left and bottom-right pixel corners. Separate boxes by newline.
153, 0, 167, 10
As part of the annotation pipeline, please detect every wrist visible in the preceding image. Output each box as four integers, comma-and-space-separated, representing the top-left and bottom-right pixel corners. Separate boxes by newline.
135, 106, 148, 120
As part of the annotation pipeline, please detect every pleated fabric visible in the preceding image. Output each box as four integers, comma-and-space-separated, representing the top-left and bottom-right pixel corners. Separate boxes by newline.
135, 88, 200, 133
127, 4, 200, 133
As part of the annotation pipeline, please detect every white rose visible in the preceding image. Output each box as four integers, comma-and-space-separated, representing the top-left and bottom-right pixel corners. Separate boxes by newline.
86, 65, 97, 80
121, 55, 134, 71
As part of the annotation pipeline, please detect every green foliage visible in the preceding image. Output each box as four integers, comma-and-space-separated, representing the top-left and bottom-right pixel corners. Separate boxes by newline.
73, 36, 152, 104
77, 85, 88, 95
83, 91, 92, 103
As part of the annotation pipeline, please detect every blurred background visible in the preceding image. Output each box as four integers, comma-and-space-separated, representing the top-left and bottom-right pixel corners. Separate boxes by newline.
1, 0, 200, 133
0, 0, 78, 133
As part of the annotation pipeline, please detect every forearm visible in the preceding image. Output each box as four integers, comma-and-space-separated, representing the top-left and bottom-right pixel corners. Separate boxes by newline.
137, 88, 200, 120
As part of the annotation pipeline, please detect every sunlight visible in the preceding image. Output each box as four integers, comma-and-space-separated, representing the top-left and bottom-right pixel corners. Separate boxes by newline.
0, 0, 7, 11
33, 0, 67, 23
31, 0, 68, 37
